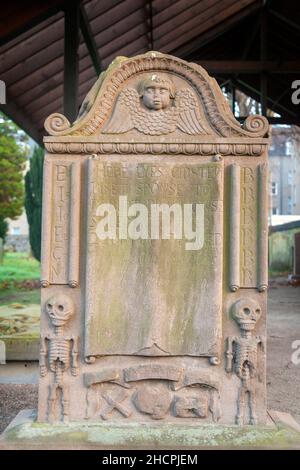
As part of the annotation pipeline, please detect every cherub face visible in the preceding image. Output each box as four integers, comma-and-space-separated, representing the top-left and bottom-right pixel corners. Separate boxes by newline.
142, 85, 171, 110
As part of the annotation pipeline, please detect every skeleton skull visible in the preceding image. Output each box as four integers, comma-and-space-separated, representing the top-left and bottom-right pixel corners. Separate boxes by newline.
231, 299, 261, 331
45, 294, 74, 327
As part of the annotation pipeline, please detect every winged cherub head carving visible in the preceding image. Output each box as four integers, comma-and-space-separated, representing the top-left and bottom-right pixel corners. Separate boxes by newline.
138, 74, 175, 111
102, 73, 211, 136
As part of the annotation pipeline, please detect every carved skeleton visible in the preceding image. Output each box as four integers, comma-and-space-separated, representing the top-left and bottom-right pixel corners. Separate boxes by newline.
226, 299, 265, 425
40, 294, 78, 423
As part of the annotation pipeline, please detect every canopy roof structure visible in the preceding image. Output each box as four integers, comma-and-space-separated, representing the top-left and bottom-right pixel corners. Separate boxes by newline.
0, 0, 299, 144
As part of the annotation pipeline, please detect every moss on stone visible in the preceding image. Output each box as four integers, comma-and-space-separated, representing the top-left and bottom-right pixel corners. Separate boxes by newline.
4, 421, 300, 449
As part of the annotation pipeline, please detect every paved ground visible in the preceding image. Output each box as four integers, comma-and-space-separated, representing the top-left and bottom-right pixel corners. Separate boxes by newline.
0, 361, 38, 384
0, 284, 299, 434
267, 283, 300, 425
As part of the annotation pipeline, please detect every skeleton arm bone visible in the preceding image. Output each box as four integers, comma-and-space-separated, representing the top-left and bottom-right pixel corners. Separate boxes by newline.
40, 336, 48, 376
256, 336, 266, 382
257, 336, 266, 353
71, 336, 79, 375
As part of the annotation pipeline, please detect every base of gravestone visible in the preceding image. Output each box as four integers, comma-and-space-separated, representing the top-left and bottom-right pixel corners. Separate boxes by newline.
0, 337, 39, 360
1, 409, 300, 450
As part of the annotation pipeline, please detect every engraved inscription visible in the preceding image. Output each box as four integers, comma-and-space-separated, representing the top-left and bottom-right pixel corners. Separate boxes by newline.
85, 158, 224, 358
50, 163, 71, 284
240, 167, 257, 287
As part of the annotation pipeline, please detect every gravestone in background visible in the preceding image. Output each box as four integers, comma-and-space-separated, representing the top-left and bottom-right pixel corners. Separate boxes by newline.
39, 52, 269, 426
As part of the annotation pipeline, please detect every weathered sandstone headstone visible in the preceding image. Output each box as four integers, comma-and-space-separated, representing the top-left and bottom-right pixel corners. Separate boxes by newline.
39, 52, 269, 426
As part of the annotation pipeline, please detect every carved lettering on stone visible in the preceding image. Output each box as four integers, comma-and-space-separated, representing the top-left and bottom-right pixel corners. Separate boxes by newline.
84, 159, 224, 359
240, 167, 257, 288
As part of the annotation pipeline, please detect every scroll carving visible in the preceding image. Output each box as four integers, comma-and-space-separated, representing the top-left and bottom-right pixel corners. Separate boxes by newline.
44, 113, 71, 135
40, 160, 81, 287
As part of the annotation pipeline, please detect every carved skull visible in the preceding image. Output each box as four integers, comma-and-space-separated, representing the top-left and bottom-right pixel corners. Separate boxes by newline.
231, 299, 262, 331
45, 294, 74, 327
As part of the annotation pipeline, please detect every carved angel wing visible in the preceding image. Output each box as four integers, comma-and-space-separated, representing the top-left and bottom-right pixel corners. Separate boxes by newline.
175, 89, 209, 135
102, 88, 140, 134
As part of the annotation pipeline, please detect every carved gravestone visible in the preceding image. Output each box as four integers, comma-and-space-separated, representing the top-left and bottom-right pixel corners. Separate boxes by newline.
40, 52, 269, 426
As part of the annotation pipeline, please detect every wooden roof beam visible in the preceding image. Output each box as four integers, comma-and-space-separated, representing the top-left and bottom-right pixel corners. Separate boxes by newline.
234, 77, 298, 119
269, 8, 300, 35
194, 61, 300, 73
79, 2, 102, 75
0, 0, 64, 47
175, 0, 261, 59
0, 100, 42, 145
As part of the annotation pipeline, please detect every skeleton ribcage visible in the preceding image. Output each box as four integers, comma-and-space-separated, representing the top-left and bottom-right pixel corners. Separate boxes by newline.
234, 341, 258, 378
49, 339, 71, 370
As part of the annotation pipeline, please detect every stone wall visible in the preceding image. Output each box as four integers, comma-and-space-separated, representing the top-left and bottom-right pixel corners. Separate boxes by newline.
5, 235, 30, 253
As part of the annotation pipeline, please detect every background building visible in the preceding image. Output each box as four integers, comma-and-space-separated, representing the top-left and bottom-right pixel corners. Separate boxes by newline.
269, 126, 300, 218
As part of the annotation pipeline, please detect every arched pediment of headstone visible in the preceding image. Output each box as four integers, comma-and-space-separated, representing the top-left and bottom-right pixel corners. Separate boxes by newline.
45, 52, 269, 143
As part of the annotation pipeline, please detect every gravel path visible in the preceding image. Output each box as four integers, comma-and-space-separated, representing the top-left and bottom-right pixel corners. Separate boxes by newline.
0, 384, 38, 433
267, 284, 300, 425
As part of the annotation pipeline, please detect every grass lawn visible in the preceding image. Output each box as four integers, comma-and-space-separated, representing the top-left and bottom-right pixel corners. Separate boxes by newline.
0, 287, 40, 306
0, 252, 40, 306
0, 252, 40, 282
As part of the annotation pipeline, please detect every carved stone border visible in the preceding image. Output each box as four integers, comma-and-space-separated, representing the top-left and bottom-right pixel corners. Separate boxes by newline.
44, 141, 266, 156
229, 164, 241, 292
40, 159, 53, 287
257, 163, 268, 292
68, 161, 81, 288
40, 159, 81, 288
44, 52, 269, 139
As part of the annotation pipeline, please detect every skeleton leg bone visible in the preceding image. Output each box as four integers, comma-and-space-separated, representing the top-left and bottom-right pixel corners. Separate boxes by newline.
48, 383, 59, 423
236, 384, 246, 425
248, 388, 257, 425
62, 384, 70, 423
